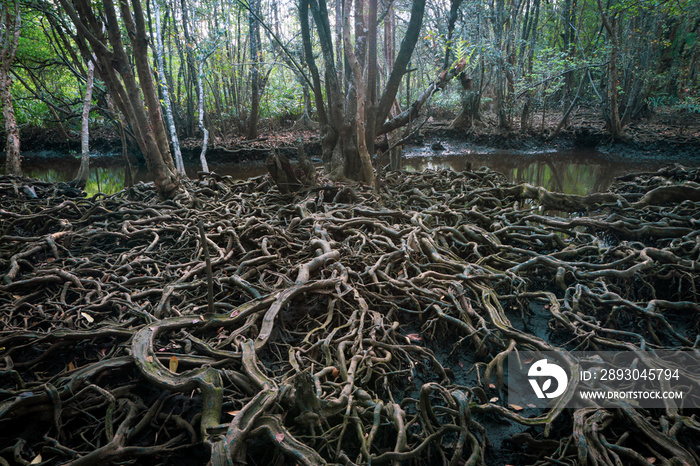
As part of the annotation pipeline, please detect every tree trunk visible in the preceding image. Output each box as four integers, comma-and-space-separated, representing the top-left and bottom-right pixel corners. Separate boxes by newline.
1, 0, 21, 177
59, 0, 180, 198
154, 0, 185, 175
597, 0, 624, 140
343, 0, 374, 184
197, 60, 210, 172
375, 0, 426, 133
490, 0, 508, 130
246, 0, 261, 140
180, 0, 197, 137
443, 0, 465, 69
300, 0, 462, 183
365, 0, 377, 156
520, 0, 540, 132
449, 70, 482, 130
561, 0, 577, 129
73, 58, 95, 188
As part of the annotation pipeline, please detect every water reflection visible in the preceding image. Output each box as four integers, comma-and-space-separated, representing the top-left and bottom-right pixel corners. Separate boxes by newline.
19, 159, 268, 197
10, 145, 684, 197
403, 148, 667, 195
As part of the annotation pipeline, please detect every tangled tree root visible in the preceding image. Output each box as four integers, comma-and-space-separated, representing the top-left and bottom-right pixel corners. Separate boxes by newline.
1, 165, 699, 465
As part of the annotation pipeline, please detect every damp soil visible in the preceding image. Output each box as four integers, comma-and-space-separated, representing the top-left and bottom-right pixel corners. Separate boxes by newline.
7, 110, 700, 196
2, 151, 700, 463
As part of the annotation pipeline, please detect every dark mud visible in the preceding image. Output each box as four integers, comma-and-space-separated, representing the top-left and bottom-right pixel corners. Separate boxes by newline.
2, 163, 699, 465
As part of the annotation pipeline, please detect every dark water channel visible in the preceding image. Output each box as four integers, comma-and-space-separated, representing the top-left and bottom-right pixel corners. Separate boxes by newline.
14, 139, 694, 198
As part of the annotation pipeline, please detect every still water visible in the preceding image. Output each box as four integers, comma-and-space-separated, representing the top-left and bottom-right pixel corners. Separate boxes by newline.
15, 144, 686, 198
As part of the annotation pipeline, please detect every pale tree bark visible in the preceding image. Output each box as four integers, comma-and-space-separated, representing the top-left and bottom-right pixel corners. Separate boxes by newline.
197, 60, 209, 172
58, 0, 180, 198
1, 0, 21, 176
179, 0, 197, 136
153, 0, 185, 175
73, 57, 95, 188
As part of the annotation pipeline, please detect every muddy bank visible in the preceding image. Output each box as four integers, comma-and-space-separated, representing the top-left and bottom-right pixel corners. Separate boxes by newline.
406, 121, 700, 165
6, 108, 700, 169
2, 166, 699, 465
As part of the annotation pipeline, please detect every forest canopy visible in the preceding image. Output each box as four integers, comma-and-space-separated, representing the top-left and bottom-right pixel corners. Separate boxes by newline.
1, 0, 699, 186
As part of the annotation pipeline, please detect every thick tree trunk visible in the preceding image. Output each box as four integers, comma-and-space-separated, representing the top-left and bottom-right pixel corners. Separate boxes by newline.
449, 80, 482, 129
73, 58, 95, 188
364, 0, 377, 156
153, 0, 185, 175
343, 0, 373, 184
597, 0, 624, 140
1, 0, 21, 176
375, 0, 426, 133
300, 0, 427, 183
246, 0, 261, 140
59, 0, 180, 198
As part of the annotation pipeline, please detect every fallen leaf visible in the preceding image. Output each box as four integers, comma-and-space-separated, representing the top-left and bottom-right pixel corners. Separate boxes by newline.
68, 361, 75, 371
169, 355, 179, 373
489, 397, 499, 403
30, 454, 42, 464
146, 356, 154, 363
226, 410, 240, 416
508, 404, 524, 411
231, 310, 240, 318
275, 432, 285, 443
406, 333, 422, 342
488, 383, 496, 389
81, 312, 94, 323
458, 360, 464, 368
647, 458, 657, 464
527, 403, 537, 408
331, 367, 340, 378
523, 357, 534, 364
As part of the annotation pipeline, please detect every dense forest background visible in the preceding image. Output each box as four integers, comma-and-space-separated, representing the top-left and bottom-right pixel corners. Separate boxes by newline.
2, 0, 700, 188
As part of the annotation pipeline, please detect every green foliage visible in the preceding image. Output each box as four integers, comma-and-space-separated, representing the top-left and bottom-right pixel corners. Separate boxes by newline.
7, 0, 700, 142
648, 94, 700, 113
